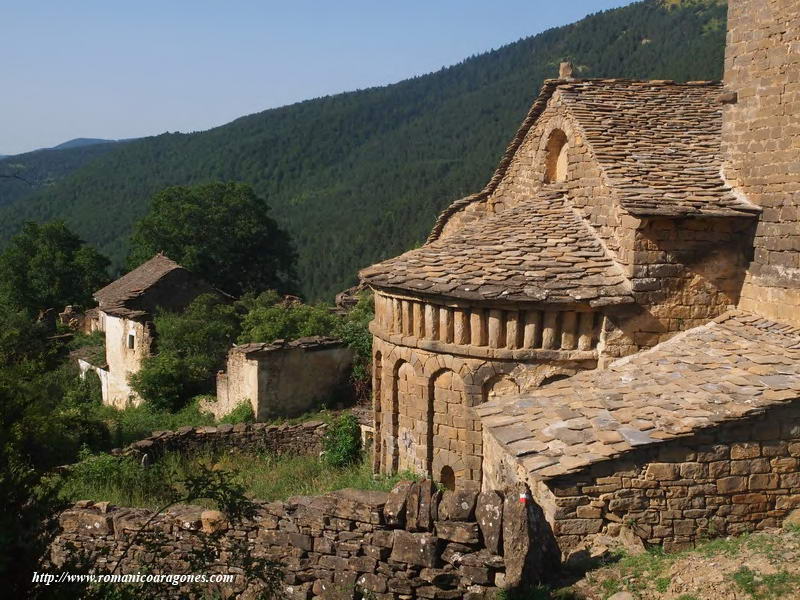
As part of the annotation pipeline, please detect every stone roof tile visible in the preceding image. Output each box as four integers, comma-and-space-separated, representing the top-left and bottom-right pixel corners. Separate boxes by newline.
557, 80, 759, 217
428, 79, 759, 243
477, 311, 800, 481
94, 253, 183, 310
360, 189, 634, 305
93, 253, 218, 318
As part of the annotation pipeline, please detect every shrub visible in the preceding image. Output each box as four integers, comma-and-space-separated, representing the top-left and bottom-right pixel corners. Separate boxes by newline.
218, 401, 255, 425
129, 351, 192, 412
238, 295, 339, 343
322, 414, 362, 468
58, 447, 175, 508
131, 294, 240, 411
91, 400, 215, 448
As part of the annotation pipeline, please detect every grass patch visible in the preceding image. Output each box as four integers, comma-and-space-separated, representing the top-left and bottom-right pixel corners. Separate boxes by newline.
91, 401, 216, 448
495, 586, 580, 600
57, 447, 417, 510
581, 526, 800, 599
216, 399, 255, 425
731, 566, 800, 600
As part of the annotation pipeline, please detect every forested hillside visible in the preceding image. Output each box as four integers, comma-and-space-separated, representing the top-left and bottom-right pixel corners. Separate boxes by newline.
0, 0, 728, 300
0, 141, 124, 207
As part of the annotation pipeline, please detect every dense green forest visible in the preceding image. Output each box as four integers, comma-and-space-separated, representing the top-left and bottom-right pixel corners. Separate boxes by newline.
0, 0, 728, 301
0, 141, 124, 207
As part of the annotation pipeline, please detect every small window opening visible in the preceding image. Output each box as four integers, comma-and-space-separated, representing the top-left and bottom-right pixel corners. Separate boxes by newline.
540, 373, 571, 386
544, 129, 569, 183
127, 334, 135, 350
439, 466, 456, 491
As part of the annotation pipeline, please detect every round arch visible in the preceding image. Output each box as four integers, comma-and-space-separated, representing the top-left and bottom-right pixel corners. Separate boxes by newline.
544, 129, 569, 183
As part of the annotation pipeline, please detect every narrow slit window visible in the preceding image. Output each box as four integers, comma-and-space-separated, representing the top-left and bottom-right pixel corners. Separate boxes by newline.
127, 334, 135, 349
544, 129, 569, 183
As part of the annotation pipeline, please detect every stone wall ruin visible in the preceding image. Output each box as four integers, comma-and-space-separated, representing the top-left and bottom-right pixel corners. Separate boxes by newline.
212, 337, 354, 421
51, 481, 557, 599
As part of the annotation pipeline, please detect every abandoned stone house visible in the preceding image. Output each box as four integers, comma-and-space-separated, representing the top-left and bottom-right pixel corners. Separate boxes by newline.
210, 336, 354, 421
361, 0, 800, 553
80, 253, 218, 408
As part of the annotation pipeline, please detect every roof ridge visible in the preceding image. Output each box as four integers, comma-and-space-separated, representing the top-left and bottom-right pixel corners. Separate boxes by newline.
543, 77, 721, 86
426, 79, 562, 243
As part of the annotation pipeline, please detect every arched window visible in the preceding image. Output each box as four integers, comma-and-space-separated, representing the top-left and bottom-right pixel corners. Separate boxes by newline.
544, 129, 569, 183
440, 466, 456, 491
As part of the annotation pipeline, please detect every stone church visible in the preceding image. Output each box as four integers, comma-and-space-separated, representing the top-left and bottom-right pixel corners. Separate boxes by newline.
361, 0, 800, 551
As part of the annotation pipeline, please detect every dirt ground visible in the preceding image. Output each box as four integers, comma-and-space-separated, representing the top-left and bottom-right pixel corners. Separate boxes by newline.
563, 525, 800, 600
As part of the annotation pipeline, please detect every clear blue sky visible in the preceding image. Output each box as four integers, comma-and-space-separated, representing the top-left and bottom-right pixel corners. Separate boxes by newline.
2, 0, 636, 155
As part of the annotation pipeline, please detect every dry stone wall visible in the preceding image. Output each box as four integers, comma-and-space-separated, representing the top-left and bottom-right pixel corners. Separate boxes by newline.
542, 403, 800, 556
115, 421, 328, 460
51, 481, 556, 599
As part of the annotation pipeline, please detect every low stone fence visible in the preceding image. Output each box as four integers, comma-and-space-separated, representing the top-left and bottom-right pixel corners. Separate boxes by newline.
114, 421, 328, 460
51, 480, 557, 599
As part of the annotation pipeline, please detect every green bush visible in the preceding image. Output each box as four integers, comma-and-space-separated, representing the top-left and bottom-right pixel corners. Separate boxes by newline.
322, 414, 363, 468
129, 351, 192, 412
218, 401, 255, 425
59, 447, 175, 508
238, 294, 339, 343
131, 294, 240, 411
334, 292, 374, 381
91, 400, 215, 448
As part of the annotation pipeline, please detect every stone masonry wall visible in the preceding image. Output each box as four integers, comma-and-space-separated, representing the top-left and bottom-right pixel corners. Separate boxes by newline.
51, 481, 555, 599
545, 402, 800, 556
372, 335, 590, 490
723, 0, 800, 325
212, 338, 354, 421
599, 216, 755, 357
486, 90, 629, 262
450, 88, 753, 356
115, 421, 328, 460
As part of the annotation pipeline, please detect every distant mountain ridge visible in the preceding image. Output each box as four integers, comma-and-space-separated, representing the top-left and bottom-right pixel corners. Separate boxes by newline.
50, 138, 118, 151
0, 140, 128, 208
0, 0, 728, 300
3, 137, 120, 158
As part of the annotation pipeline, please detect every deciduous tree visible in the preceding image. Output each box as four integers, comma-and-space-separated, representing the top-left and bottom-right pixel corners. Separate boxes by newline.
0, 221, 110, 314
128, 182, 297, 297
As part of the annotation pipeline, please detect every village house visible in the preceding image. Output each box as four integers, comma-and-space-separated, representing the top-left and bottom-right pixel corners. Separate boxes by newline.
210, 336, 354, 421
361, 0, 800, 551
79, 253, 218, 407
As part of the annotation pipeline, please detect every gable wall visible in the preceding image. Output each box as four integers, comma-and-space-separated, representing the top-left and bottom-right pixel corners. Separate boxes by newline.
485, 92, 632, 264
723, 0, 800, 325
102, 313, 152, 408
131, 268, 219, 315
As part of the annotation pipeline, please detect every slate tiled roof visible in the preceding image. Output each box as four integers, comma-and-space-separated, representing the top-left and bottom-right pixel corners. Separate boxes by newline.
232, 336, 344, 356
428, 79, 759, 243
95, 254, 182, 307
476, 311, 800, 481
94, 253, 215, 318
558, 79, 759, 217
360, 189, 634, 306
